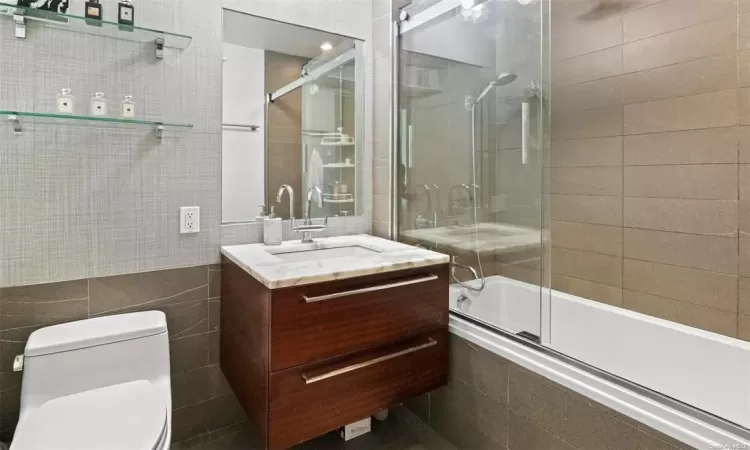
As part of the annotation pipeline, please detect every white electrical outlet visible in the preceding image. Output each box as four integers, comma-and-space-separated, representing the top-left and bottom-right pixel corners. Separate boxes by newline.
180, 206, 200, 234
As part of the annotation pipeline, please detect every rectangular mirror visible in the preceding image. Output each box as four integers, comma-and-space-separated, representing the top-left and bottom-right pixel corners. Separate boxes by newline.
221, 10, 364, 224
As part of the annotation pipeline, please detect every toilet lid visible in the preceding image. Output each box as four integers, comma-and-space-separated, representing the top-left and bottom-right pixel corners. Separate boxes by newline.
11, 380, 167, 450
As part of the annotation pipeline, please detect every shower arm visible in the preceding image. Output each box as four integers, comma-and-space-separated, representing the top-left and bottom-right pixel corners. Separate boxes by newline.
474, 82, 496, 106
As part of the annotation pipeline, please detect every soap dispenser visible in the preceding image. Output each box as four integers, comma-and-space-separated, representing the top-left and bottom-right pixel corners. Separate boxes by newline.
263, 206, 283, 246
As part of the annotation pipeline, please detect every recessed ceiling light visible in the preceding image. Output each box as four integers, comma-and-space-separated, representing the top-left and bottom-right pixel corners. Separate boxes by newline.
320, 42, 333, 51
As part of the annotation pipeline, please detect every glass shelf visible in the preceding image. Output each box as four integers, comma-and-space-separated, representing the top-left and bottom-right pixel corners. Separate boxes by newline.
0, 2, 191, 50
3, 110, 193, 139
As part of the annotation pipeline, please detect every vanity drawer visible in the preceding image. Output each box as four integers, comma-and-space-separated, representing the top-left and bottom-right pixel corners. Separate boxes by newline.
270, 264, 449, 371
267, 329, 448, 449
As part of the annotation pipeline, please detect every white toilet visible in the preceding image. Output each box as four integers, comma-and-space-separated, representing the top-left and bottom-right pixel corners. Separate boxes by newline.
9, 311, 172, 450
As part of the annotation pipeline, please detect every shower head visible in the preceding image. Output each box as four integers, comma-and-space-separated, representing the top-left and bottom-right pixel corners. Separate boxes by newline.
472, 72, 518, 106
491, 72, 518, 87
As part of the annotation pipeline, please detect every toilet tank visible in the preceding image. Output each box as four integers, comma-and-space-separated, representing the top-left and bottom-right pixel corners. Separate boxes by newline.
18, 311, 171, 423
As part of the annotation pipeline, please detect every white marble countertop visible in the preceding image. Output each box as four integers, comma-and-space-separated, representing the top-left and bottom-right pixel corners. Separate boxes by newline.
402, 223, 541, 256
220, 234, 450, 289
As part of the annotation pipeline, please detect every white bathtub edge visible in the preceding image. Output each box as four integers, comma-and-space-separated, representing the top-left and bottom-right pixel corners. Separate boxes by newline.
449, 315, 750, 449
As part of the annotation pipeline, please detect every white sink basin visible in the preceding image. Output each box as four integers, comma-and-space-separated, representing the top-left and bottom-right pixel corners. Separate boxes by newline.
266, 245, 381, 263
221, 235, 450, 289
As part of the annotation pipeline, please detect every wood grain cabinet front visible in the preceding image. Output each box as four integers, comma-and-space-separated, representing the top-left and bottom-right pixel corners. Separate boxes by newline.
270, 265, 449, 371
220, 257, 450, 450
268, 330, 448, 449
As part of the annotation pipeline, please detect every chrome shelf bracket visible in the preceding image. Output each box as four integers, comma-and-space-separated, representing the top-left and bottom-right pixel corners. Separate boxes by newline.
13, 14, 26, 39
8, 115, 21, 135
155, 37, 164, 59
154, 124, 164, 141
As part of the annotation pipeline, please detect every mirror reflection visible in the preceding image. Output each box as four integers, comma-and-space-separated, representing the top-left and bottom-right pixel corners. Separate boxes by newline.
221, 10, 364, 224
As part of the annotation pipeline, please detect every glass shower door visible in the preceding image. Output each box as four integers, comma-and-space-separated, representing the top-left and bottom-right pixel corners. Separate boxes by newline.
396, 0, 546, 339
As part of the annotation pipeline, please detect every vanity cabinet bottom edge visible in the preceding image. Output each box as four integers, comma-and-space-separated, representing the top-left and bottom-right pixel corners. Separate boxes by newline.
266, 328, 449, 449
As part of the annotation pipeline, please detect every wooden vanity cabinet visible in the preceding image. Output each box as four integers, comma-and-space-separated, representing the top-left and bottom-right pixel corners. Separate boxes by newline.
220, 257, 449, 449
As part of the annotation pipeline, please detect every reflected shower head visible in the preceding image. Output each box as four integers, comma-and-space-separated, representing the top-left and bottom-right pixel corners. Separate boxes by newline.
471, 71, 517, 106
577, 0, 631, 21
491, 72, 517, 87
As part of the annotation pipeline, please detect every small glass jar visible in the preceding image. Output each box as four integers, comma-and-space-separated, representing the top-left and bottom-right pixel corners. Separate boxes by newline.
90, 92, 108, 116
56, 88, 75, 115
120, 95, 135, 118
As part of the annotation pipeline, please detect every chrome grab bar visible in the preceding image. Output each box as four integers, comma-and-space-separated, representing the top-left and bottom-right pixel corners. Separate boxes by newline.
301, 338, 438, 384
301, 274, 438, 303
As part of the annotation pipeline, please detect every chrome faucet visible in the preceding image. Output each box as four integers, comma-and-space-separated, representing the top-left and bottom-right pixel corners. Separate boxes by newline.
449, 184, 479, 216
415, 184, 432, 215
292, 186, 328, 243
414, 184, 435, 229
276, 184, 294, 220
305, 186, 322, 224
462, 183, 480, 203
431, 184, 441, 225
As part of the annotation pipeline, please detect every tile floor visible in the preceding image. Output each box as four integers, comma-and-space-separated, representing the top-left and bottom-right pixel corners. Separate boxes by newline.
172, 408, 457, 450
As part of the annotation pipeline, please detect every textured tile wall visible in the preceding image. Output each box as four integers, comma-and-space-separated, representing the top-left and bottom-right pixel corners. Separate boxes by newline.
0, 0, 222, 288
0, 265, 245, 443
550, 0, 750, 340
406, 333, 697, 450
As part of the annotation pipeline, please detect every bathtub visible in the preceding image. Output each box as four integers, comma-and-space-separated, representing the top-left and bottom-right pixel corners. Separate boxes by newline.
450, 275, 750, 430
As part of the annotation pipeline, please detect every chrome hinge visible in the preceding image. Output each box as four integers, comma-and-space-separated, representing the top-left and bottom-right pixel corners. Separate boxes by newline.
13, 15, 26, 39
13, 355, 24, 372
8, 115, 22, 136
155, 37, 165, 59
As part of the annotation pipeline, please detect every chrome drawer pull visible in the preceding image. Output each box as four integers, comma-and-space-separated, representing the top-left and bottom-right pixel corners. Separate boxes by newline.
301, 338, 438, 384
301, 274, 438, 303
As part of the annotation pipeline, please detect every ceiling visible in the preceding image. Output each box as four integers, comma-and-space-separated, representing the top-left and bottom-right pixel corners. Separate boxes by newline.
222, 9, 355, 59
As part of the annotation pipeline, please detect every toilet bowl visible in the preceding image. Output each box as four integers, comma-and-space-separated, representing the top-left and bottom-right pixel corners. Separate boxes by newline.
9, 311, 172, 450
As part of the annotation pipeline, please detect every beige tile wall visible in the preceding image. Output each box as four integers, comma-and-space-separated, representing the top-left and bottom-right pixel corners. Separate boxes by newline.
550, 0, 748, 340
